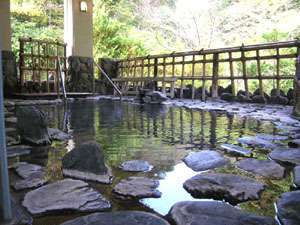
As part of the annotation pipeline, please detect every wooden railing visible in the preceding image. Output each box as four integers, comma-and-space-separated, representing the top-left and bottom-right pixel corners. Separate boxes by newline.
116, 40, 300, 100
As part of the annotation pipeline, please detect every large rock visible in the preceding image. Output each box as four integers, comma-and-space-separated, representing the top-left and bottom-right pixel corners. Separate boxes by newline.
276, 191, 300, 225
12, 162, 47, 191
16, 106, 51, 146
137, 90, 169, 104
288, 139, 300, 148
269, 148, 300, 166
120, 160, 153, 172
183, 150, 229, 171
183, 173, 265, 204
22, 179, 111, 216
256, 134, 288, 141
62, 142, 112, 184
61, 211, 170, 225
294, 166, 300, 188
220, 144, 251, 156
238, 136, 277, 149
167, 201, 276, 225
113, 177, 161, 199
236, 158, 285, 179
220, 93, 235, 102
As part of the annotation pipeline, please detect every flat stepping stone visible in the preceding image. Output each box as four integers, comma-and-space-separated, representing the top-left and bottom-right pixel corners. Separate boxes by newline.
183, 173, 265, 204
220, 144, 251, 156
63, 169, 113, 184
61, 211, 170, 225
7, 145, 32, 158
23, 179, 111, 216
5, 117, 17, 125
256, 134, 288, 141
269, 148, 300, 166
167, 201, 276, 225
293, 166, 300, 188
236, 158, 285, 179
238, 136, 277, 149
276, 191, 300, 225
288, 139, 300, 148
113, 177, 161, 199
120, 160, 153, 172
6, 136, 19, 146
183, 150, 229, 171
12, 162, 47, 191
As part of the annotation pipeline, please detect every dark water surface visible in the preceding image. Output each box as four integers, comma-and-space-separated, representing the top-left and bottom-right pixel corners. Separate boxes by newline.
16, 100, 291, 224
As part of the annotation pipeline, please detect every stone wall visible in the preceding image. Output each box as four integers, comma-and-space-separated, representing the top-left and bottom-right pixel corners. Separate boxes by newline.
96, 58, 118, 95
2, 50, 18, 97
67, 56, 94, 93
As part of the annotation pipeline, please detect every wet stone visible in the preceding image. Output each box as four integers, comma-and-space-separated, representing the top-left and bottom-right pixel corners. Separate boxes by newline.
183, 150, 229, 172
238, 136, 277, 149
183, 173, 265, 204
48, 128, 71, 141
236, 158, 285, 179
167, 201, 276, 225
276, 191, 300, 225
7, 145, 31, 158
256, 134, 288, 141
113, 176, 161, 199
269, 148, 300, 166
220, 144, 251, 156
288, 139, 300, 148
61, 211, 170, 225
22, 179, 111, 216
293, 166, 300, 188
120, 160, 153, 172
4, 197, 33, 225
12, 162, 47, 191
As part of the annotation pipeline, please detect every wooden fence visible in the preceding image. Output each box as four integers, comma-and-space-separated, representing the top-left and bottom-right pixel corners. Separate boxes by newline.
116, 40, 300, 100
19, 38, 67, 94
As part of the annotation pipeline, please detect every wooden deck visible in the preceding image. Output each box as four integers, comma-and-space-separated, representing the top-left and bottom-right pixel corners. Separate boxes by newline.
12, 92, 94, 99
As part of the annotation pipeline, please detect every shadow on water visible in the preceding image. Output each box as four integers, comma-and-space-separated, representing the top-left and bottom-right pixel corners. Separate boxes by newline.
14, 99, 291, 225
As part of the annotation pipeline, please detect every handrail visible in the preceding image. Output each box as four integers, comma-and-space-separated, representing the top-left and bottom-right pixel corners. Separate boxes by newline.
93, 60, 122, 98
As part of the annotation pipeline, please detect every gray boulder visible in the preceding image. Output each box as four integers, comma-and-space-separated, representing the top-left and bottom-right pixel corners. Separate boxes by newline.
238, 136, 277, 149
120, 160, 153, 172
236, 158, 285, 179
183, 150, 229, 171
269, 148, 300, 166
293, 166, 300, 188
113, 177, 161, 199
167, 201, 276, 225
16, 106, 51, 146
276, 191, 300, 225
288, 139, 300, 148
62, 142, 112, 184
48, 128, 71, 141
220, 93, 235, 102
22, 179, 111, 216
183, 173, 265, 204
7, 145, 32, 158
138, 90, 169, 104
60, 211, 170, 225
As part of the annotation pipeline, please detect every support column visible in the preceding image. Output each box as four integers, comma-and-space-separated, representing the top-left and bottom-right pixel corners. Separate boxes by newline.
293, 46, 300, 118
0, 0, 17, 97
64, 0, 94, 92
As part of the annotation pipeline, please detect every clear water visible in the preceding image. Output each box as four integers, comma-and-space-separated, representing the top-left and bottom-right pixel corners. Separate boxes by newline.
13, 100, 292, 224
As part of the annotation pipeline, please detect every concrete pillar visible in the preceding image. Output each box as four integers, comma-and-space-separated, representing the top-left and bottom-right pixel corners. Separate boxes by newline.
0, 0, 12, 51
64, 0, 93, 58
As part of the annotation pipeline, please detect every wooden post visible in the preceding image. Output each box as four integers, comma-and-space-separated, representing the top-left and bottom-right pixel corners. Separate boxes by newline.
154, 58, 158, 91
256, 49, 264, 96
241, 45, 249, 98
171, 55, 175, 98
19, 39, 25, 90
229, 52, 235, 95
211, 53, 219, 98
141, 59, 144, 88
293, 45, 300, 117
202, 54, 206, 101
191, 54, 196, 99
180, 56, 185, 98
162, 57, 166, 93
276, 47, 280, 96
